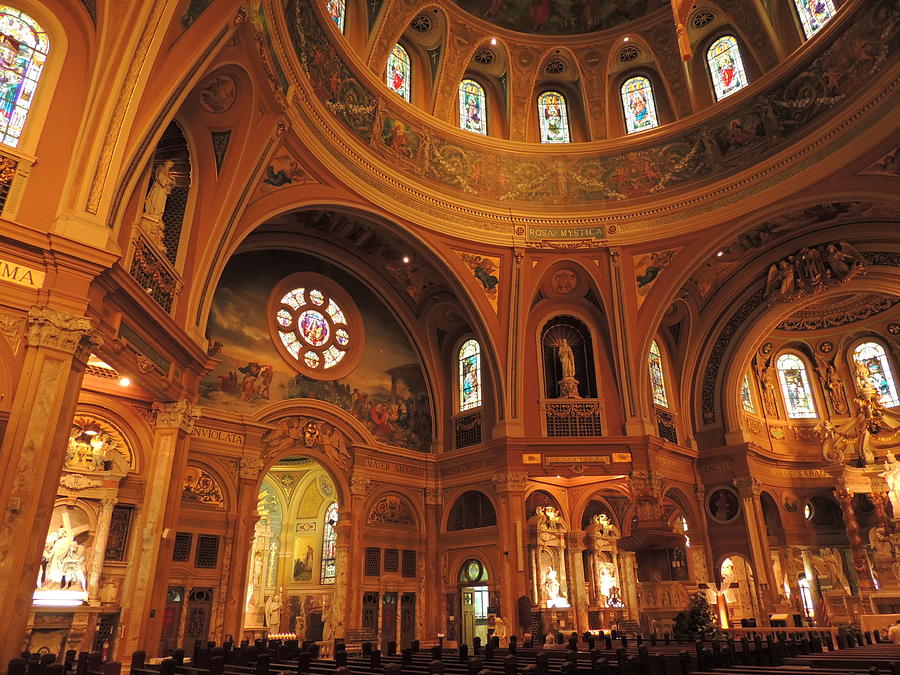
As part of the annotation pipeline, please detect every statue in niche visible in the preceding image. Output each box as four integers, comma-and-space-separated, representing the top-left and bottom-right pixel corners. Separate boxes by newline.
265, 590, 282, 631
555, 338, 580, 398
144, 160, 175, 220
819, 360, 848, 414
542, 566, 567, 608
39, 526, 86, 590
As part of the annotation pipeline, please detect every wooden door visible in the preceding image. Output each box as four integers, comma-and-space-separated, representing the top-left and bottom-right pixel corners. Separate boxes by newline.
159, 587, 183, 655
184, 588, 213, 646
381, 592, 397, 650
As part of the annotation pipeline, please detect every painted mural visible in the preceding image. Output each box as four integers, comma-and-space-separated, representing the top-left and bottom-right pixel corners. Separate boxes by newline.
203, 250, 432, 451
450, 0, 668, 35
278, 0, 899, 205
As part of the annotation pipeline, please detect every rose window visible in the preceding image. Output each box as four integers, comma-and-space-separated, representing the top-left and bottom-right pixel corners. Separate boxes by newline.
270, 273, 363, 379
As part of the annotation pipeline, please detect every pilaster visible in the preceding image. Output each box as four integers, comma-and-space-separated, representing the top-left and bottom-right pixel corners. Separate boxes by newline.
0, 306, 98, 666
491, 471, 528, 634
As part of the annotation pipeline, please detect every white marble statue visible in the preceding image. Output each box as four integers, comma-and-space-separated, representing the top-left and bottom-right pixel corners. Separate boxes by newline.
558, 339, 575, 379
144, 159, 175, 220
41, 526, 75, 589
593, 513, 619, 538
880, 454, 900, 512
265, 591, 282, 632
493, 616, 508, 647
543, 566, 568, 608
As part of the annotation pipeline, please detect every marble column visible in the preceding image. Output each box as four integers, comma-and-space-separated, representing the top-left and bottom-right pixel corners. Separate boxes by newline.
331, 518, 352, 640
491, 472, 528, 635
835, 487, 874, 591
0, 306, 99, 668
344, 474, 369, 633
222, 457, 263, 639
88, 496, 117, 603
565, 532, 589, 633
734, 477, 775, 618
619, 551, 639, 620
423, 487, 442, 638
117, 400, 199, 657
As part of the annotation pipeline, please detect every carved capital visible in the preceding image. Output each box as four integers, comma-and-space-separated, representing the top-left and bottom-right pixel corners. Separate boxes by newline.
100, 496, 117, 509
25, 306, 100, 358
734, 476, 760, 498
151, 400, 200, 432
423, 487, 442, 506
350, 474, 372, 497
491, 471, 529, 493
239, 456, 263, 480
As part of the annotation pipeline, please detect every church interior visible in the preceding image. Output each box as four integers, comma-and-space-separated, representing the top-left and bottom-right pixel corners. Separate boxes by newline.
0, 0, 899, 669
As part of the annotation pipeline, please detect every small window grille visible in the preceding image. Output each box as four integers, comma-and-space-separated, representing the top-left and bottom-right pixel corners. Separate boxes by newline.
194, 534, 219, 568
455, 412, 482, 449
691, 9, 716, 28
93, 614, 118, 650
384, 548, 400, 573
656, 408, 678, 443
617, 45, 640, 62
473, 48, 495, 65
544, 59, 566, 74
402, 550, 417, 578
411, 14, 432, 32
365, 548, 381, 576
449, 491, 497, 531
172, 532, 192, 562
104, 505, 133, 561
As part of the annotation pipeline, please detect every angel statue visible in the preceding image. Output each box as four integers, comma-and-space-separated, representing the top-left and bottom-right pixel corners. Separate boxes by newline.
765, 259, 795, 299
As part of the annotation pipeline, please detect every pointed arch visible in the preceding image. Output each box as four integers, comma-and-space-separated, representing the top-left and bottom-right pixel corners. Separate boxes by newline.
620, 75, 658, 134
537, 91, 570, 143
776, 352, 817, 418
458, 78, 487, 135
386, 43, 411, 101
706, 35, 749, 101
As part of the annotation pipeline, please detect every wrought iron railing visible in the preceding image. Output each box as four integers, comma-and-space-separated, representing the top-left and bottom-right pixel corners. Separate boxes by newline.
542, 399, 603, 437
128, 232, 182, 312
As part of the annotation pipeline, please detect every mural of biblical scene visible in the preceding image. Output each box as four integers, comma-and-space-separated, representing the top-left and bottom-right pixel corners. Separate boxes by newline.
634, 248, 679, 307
0, 8, 48, 147
386, 44, 411, 102
456, 251, 500, 311
621, 76, 658, 134
852, 342, 900, 407
793, 0, 837, 39
203, 250, 432, 451
707, 36, 748, 101
537, 91, 570, 143
458, 79, 487, 135
326, 0, 346, 32
261, 153, 316, 189
450, 0, 667, 35
380, 118, 422, 160
776, 353, 817, 418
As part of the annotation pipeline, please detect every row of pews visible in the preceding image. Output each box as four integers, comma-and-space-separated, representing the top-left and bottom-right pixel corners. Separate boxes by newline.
7, 628, 899, 675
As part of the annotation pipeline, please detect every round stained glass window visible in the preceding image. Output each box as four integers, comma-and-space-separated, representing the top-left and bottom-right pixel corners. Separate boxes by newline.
269, 272, 364, 380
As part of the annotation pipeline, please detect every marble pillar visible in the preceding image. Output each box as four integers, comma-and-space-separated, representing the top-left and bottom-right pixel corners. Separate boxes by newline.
222, 457, 263, 638
491, 472, 528, 634
331, 519, 352, 640
423, 488, 442, 638
345, 474, 370, 633
0, 306, 98, 668
566, 532, 589, 633
117, 400, 199, 657
88, 496, 117, 603
734, 477, 774, 617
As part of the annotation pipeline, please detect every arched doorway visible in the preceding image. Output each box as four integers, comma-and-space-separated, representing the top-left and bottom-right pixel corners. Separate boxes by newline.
458, 558, 489, 649
243, 455, 340, 639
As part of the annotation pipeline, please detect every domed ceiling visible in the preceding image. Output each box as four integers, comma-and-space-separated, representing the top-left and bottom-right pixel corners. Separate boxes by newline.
450, 0, 669, 34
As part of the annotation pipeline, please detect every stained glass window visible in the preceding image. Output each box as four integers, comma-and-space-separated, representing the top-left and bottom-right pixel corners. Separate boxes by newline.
741, 373, 755, 413
0, 7, 48, 147
459, 339, 482, 412
776, 353, 817, 418
458, 79, 487, 136
537, 91, 570, 143
853, 342, 899, 407
386, 44, 411, 102
326, 0, 346, 32
275, 286, 349, 371
621, 76, 659, 134
321, 502, 338, 584
649, 340, 668, 408
707, 36, 748, 101
792, 0, 837, 39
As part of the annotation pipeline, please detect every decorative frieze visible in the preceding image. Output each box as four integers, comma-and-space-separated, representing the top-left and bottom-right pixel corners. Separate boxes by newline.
152, 400, 200, 432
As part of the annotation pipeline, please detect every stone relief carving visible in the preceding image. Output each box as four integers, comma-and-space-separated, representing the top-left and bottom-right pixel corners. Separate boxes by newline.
367, 495, 415, 526
0, 312, 25, 353
239, 457, 263, 480
58, 474, 102, 490
490, 471, 529, 493
764, 241, 865, 304
26, 306, 99, 357
152, 400, 200, 432
182, 466, 225, 507
261, 416, 351, 471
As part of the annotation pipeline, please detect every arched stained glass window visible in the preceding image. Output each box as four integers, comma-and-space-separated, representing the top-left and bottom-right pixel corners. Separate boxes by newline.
776, 353, 817, 418
741, 373, 756, 413
326, 0, 346, 32
0, 7, 49, 147
458, 79, 487, 135
459, 338, 482, 412
649, 340, 668, 407
853, 342, 899, 407
321, 502, 338, 584
621, 75, 659, 134
386, 44, 411, 101
537, 91, 570, 143
707, 36, 748, 101
792, 0, 837, 39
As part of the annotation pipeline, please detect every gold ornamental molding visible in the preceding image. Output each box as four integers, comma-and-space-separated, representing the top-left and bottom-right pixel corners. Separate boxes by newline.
266, 0, 899, 247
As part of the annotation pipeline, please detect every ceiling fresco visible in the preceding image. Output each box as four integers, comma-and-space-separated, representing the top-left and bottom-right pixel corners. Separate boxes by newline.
449, 0, 669, 35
